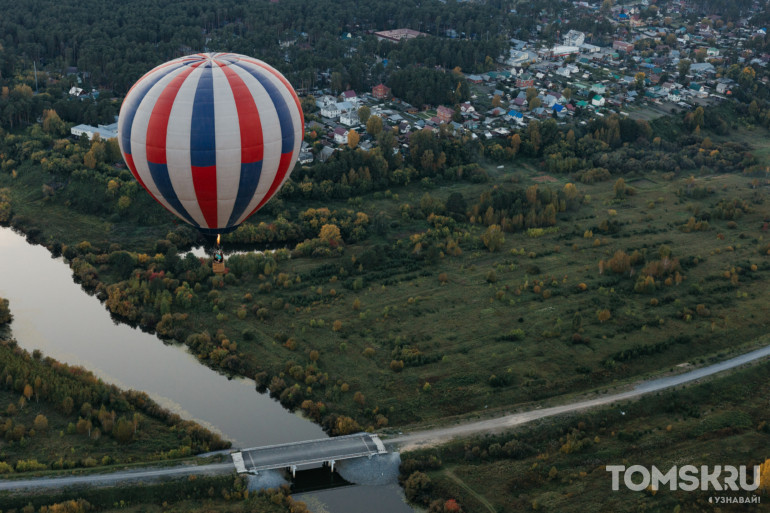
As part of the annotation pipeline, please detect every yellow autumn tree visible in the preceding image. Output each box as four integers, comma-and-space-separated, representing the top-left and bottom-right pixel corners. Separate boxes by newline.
760, 458, 770, 495
347, 128, 359, 149
319, 224, 342, 245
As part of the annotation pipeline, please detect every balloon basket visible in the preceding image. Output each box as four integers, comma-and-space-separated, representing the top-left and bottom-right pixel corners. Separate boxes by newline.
213, 260, 225, 274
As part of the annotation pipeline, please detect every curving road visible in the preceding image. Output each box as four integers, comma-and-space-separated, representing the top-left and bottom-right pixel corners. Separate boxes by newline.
385, 344, 770, 451
1, 344, 769, 491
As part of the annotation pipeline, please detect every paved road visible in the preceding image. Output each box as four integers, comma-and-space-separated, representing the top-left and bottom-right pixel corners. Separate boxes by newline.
239, 433, 383, 471
0, 462, 234, 491
386, 344, 770, 451
2, 344, 768, 491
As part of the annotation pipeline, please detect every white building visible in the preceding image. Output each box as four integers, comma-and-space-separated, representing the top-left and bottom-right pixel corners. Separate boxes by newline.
333, 127, 349, 145
71, 122, 118, 141
340, 110, 359, 127
563, 30, 586, 47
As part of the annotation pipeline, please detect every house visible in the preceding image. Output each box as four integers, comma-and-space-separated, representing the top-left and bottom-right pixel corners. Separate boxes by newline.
71, 122, 118, 140
690, 62, 716, 75
591, 95, 605, 107
507, 49, 539, 67
460, 102, 475, 114
689, 82, 708, 98
590, 83, 607, 95
372, 83, 390, 99
467, 74, 484, 84
515, 73, 535, 88
333, 127, 349, 145
340, 109, 359, 127
374, 28, 426, 43
563, 30, 585, 47
318, 146, 336, 163
716, 81, 732, 94
667, 90, 682, 102
341, 90, 358, 104
437, 105, 454, 123
613, 41, 634, 53
549, 45, 581, 59
298, 151, 314, 165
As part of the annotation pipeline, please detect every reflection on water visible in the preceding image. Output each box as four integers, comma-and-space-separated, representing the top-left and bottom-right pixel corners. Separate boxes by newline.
0, 227, 414, 512
0, 228, 325, 447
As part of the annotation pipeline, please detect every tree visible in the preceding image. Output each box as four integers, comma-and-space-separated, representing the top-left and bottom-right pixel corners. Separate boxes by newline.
528, 97, 542, 110
678, 59, 691, 79
634, 71, 646, 90
492, 94, 502, 107
597, 309, 611, 323
366, 115, 383, 136
525, 87, 538, 103
353, 391, 365, 405
358, 105, 371, 124
61, 396, 74, 415
319, 224, 342, 245
33, 414, 48, 433
76, 418, 92, 437
347, 128, 359, 149
0, 298, 10, 325
42, 109, 66, 136
309, 349, 320, 362
613, 178, 626, 199
405, 471, 433, 504
114, 417, 134, 444
481, 225, 505, 252
331, 71, 344, 93
23, 384, 33, 402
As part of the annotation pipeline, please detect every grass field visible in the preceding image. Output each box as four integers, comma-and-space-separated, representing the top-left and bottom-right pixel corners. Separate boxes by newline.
401, 358, 770, 512
1, 120, 769, 434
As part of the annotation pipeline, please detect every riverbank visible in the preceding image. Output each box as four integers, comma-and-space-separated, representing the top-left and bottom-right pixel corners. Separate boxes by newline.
0, 300, 229, 475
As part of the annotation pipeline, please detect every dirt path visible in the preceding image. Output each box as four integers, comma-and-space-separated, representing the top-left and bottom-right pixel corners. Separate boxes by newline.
444, 468, 496, 513
386, 343, 770, 451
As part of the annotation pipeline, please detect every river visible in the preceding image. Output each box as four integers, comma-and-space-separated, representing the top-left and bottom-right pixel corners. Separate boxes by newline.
0, 227, 414, 513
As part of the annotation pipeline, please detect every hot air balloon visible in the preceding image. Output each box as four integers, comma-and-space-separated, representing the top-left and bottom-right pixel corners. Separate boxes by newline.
117, 53, 304, 240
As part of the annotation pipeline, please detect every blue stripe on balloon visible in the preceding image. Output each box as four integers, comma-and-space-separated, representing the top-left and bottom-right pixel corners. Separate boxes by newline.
147, 162, 199, 228
120, 63, 186, 156
233, 62, 295, 155
190, 66, 217, 168
226, 160, 263, 228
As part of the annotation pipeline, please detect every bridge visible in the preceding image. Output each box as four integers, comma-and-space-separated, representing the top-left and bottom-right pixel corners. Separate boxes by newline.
231, 432, 387, 477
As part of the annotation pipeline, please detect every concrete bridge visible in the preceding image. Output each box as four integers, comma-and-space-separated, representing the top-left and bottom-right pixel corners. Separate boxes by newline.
231, 432, 387, 477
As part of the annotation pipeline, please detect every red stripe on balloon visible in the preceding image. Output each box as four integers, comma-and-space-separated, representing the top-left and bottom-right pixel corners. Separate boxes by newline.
238, 57, 304, 134
191, 165, 219, 229
145, 63, 201, 165
216, 61, 264, 163
246, 151, 293, 219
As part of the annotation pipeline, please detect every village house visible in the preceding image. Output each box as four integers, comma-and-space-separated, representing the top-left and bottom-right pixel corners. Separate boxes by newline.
340, 109, 359, 127
372, 83, 390, 99
437, 105, 454, 123
374, 28, 426, 43
341, 90, 358, 105
333, 127, 349, 145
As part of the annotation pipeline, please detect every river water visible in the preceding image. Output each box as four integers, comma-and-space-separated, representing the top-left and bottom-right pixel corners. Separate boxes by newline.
0, 227, 414, 513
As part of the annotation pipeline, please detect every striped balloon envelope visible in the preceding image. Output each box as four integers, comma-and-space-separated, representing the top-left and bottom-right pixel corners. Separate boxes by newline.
118, 53, 304, 235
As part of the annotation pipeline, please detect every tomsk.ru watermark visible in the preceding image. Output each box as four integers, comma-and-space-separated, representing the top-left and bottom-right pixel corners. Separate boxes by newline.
606, 465, 762, 493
